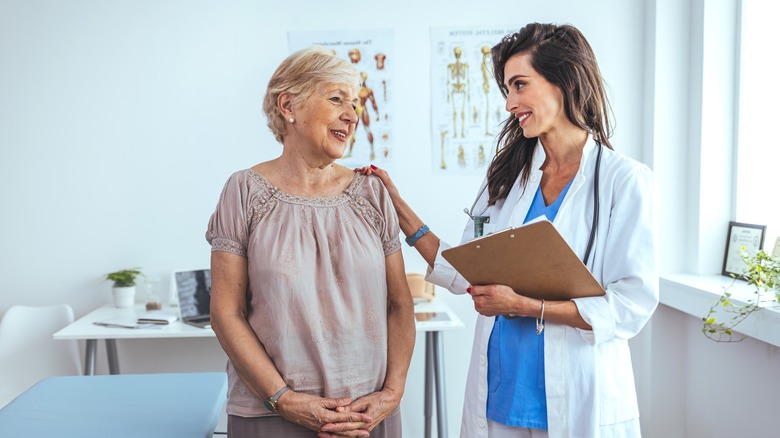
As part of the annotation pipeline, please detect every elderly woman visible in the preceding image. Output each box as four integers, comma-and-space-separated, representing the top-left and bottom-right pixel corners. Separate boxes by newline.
206, 47, 415, 438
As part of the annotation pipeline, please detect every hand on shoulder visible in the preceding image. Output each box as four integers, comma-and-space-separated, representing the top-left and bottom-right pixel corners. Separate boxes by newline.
354, 164, 399, 198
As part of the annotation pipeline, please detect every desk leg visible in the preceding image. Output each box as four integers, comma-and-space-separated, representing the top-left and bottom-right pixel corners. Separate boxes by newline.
432, 331, 448, 438
84, 339, 97, 376
106, 339, 120, 375
424, 332, 434, 438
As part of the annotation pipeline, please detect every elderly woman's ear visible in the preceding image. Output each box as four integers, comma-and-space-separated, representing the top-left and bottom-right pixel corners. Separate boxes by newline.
278, 92, 294, 122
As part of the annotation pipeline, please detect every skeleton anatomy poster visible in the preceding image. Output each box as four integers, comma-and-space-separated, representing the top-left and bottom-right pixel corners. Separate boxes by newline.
430, 26, 515, 175
288, 29, 395, 169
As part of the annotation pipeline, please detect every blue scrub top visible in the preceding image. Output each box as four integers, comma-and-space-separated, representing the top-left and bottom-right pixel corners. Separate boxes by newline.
486, 178, 573, 429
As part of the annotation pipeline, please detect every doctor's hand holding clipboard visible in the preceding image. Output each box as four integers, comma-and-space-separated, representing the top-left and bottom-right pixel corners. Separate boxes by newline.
355, 22, 658, 438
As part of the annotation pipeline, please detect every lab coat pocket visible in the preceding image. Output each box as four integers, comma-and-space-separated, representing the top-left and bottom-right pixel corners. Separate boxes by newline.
597, 339, 639, 425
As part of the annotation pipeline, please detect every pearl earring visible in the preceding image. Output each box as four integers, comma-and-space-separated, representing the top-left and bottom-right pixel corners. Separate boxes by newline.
288, 117, 295, 123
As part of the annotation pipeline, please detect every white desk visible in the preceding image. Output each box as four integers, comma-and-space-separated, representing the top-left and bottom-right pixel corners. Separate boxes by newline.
53, 304, 213, 376
54, 297, 463, 438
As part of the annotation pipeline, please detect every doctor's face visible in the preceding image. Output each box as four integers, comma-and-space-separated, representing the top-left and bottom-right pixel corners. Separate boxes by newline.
503, 52, 568, 140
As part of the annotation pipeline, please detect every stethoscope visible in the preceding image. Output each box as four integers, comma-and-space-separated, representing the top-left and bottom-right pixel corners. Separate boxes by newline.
464, 141, 604, 267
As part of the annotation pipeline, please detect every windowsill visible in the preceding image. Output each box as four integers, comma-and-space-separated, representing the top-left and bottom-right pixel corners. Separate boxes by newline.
660, 274, 780, 348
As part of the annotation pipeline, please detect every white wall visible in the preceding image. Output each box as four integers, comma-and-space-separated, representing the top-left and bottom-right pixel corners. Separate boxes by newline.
640, 304, 780, 438
13, 1, 777, 438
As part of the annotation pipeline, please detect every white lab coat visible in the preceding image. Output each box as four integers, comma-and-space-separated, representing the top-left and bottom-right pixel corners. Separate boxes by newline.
426, 137, 658, 438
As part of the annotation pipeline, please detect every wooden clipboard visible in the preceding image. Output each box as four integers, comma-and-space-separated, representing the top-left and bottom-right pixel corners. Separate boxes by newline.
441, 220, 605, 301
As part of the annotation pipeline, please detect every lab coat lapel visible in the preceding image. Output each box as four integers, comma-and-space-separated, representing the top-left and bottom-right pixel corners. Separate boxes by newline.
556, 136, 597, 218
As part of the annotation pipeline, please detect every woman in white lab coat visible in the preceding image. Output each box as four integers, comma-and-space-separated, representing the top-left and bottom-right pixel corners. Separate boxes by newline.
358, 23, 658, 438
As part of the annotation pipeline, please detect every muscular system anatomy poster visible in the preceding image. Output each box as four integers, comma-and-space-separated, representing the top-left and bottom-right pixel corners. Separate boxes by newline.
430, 26, 514, 175
288, 29, 395, 170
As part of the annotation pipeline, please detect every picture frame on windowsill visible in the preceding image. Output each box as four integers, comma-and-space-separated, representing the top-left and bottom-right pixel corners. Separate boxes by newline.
722, 221, 766, 277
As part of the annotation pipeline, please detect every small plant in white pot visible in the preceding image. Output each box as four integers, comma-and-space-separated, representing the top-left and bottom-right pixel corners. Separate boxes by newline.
105, 268, 144, 308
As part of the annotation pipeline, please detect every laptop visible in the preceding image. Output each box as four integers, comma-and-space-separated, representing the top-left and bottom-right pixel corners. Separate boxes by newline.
171, 269, 212, 329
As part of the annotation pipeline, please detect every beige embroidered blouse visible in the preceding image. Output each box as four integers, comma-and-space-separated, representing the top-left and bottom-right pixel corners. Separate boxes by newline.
206, 169, 401, 417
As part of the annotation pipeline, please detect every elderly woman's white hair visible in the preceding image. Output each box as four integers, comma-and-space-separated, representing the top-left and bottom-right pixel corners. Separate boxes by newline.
263, 46, 361, 143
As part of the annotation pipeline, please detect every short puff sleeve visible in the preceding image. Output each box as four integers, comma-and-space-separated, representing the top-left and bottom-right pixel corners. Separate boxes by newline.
205, 170, 259, 257
356, 175, 401, 256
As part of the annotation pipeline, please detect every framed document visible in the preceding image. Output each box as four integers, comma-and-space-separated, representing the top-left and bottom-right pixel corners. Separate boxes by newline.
722, 221, 766, 277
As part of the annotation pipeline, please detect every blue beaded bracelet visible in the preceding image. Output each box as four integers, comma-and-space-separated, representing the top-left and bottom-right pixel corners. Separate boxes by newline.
405, 224, 430, 246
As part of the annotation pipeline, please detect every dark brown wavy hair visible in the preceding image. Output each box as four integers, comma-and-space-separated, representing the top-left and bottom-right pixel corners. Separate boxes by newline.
486, 23, 614, 205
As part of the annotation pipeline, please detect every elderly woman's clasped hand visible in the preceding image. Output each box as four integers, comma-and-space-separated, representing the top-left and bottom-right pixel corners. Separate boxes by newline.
317, 386, 402, 437
271, 390, 374, 437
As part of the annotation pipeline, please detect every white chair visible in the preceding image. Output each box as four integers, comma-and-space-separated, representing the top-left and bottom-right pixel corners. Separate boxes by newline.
0, 304, 81, 408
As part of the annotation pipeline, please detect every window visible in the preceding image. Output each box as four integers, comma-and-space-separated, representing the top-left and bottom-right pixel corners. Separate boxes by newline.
735, 0, 780, 254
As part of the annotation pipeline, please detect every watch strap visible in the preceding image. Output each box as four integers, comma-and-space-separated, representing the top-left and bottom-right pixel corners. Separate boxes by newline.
263, 385, 290, 413
269, 385, 289, 403
405, 224, 430, 246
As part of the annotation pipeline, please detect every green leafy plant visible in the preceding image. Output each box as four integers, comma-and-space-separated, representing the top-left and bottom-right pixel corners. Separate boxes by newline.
105, 268, 144, 288
702, 248, 780, 342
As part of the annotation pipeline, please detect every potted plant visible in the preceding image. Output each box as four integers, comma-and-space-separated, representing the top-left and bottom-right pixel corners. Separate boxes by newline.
105, 268, 144, 308
702, 248, 780, 342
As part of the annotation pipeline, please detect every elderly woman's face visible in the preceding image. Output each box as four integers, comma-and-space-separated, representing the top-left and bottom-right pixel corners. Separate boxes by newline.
293, 82, 359, 161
